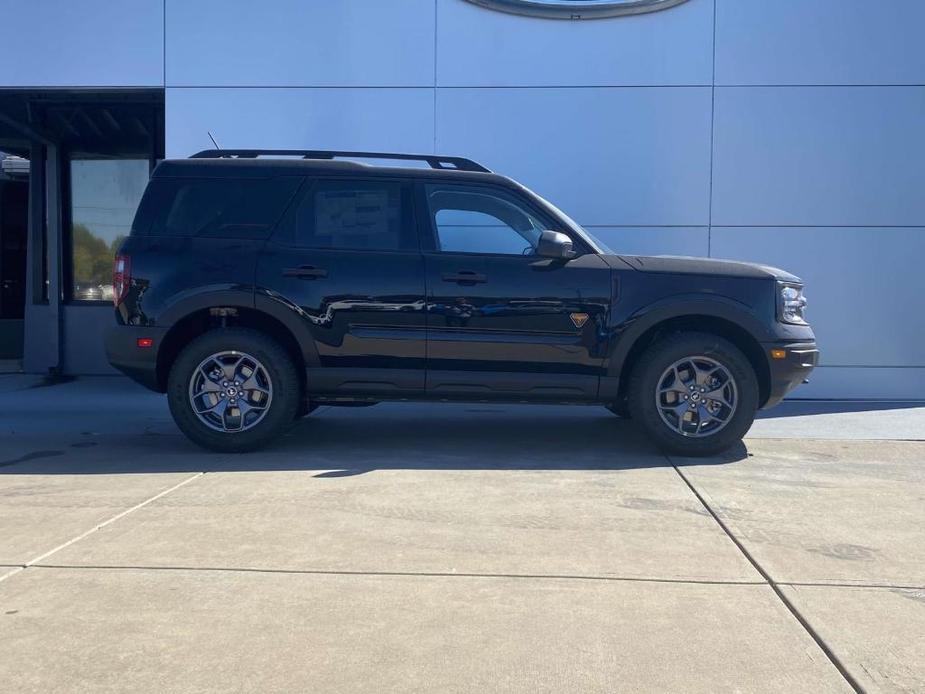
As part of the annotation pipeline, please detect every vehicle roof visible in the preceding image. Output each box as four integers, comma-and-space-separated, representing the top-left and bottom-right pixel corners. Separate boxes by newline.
153, 158, 517, 187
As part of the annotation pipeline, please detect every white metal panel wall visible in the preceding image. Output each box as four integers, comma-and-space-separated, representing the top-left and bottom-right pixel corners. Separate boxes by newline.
712, 87, 925, 227
715, 0, 925, 86
164, 0, 438, 157
0, 0, 164, 87
166, 0, 435, 87
166, 89, 435, 158
436, 0, 713, 87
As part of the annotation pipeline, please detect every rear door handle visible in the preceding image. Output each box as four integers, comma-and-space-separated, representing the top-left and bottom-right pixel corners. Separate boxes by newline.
442, 270, 487, 284
283, 265, 327, 280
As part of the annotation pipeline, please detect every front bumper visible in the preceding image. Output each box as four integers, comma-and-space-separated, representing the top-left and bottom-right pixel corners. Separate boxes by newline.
105, 325, 168, 392
761, 341, 819, 409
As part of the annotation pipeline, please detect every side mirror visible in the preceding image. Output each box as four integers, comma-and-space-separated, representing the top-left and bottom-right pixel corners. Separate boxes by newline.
535, 230, 576, 259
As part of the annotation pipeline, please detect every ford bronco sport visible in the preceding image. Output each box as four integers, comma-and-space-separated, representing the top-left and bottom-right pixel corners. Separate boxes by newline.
106, 149, 818, 455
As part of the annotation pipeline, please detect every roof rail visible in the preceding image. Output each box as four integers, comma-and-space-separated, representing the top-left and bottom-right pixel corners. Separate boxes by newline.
189, 149, 491, 173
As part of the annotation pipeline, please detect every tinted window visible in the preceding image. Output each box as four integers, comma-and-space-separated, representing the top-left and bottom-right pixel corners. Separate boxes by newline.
425, 185, 547, 255
135, 177, 301, 239
294, 179, 414, 251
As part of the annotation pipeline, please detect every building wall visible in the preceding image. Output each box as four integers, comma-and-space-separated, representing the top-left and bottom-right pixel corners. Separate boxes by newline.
6, 0, 925, 398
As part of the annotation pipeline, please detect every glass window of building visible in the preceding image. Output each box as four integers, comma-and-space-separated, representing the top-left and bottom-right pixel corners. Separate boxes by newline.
69, 158, 149, 302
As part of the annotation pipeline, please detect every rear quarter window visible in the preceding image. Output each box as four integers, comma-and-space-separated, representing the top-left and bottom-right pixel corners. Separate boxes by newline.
132, 176, 302, 239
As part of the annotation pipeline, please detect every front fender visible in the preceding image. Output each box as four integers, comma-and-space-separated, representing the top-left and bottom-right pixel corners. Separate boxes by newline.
606, 294, 771, 378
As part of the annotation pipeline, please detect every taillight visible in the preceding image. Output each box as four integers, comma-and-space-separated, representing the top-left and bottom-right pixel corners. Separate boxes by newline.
113, 254, 131, 307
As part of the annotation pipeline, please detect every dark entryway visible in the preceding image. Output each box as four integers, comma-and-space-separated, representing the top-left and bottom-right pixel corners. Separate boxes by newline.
0, 159, 28, 359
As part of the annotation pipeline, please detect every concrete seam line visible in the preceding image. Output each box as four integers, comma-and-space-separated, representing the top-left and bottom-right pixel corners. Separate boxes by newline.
0, 472, 205, 585
670, 462, 866, 694
25, 564, 769, 586
747, 437, 925, 443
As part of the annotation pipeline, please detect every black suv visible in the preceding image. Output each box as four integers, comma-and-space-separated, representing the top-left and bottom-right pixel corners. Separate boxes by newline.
106, 149, 818, 455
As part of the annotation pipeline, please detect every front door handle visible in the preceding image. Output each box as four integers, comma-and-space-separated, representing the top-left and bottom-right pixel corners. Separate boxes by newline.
283, 265, 328, 280
442, 270, 487, 285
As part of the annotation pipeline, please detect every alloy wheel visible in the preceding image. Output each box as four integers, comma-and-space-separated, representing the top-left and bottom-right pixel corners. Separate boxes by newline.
188, 351, 273, 433
655, 355, 738, 437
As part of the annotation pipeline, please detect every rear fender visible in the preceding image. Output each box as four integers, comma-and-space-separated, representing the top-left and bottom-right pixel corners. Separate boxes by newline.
158, 287, 254, 327
157, 287, 320, 373
254, 288, 321, 368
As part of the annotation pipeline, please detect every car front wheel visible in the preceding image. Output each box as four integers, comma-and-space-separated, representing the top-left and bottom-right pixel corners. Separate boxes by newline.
627, 332, 758, 457
167, 328, 299, 452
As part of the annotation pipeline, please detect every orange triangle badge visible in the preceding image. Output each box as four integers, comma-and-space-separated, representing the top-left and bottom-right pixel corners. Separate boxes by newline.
570, 312, 589, 329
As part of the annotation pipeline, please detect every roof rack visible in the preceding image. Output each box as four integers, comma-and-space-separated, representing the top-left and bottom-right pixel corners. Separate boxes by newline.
189, 149, 491, 173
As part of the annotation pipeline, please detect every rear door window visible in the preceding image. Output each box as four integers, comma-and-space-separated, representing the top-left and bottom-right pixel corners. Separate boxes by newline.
133, 176, 302, 239
292, 179, 416, 251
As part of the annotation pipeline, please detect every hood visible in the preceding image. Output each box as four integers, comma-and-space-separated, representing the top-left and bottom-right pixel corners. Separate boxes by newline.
608, 255, 802, 283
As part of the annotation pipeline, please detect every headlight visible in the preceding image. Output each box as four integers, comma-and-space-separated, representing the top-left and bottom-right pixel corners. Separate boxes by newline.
777, 282, 808, 325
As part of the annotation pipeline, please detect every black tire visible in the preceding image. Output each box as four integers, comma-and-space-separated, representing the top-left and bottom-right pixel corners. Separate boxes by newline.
605, 397, 630, 419
167, 328, 300, 452
627, 332, 758, 457
297, 401, 319, 418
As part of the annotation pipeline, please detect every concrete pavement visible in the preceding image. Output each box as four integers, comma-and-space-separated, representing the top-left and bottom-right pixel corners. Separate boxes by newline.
0, 376, 922, 692
1, 569, 850, 694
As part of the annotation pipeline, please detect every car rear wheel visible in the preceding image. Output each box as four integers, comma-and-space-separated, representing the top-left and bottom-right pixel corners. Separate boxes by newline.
627, 332, 758, 457
167, 328, 299, 452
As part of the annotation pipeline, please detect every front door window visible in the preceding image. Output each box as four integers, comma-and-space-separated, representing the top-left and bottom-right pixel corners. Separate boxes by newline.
425, 185, 548, 256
